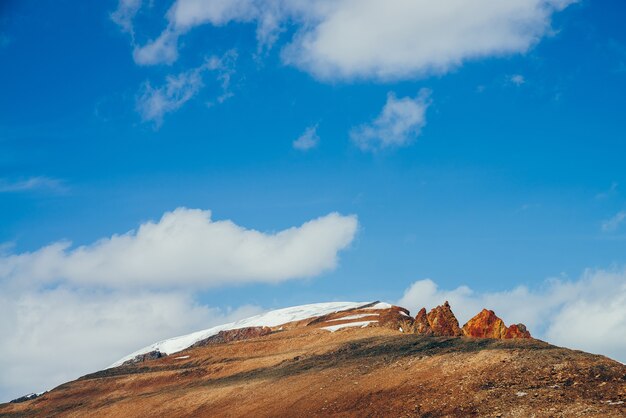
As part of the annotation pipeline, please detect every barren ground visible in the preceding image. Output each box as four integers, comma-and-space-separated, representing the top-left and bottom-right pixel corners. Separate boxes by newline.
1, 325, 625, 417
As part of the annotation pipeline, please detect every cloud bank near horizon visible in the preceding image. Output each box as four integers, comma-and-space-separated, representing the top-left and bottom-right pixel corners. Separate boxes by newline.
0, 207, 358, 402
398, 269, 626, 363
0, 288, 263, 402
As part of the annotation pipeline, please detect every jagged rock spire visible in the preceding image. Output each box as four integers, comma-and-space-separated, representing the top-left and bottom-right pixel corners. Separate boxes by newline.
413, 302, 531, 339
422, 301, 463, 336
462, 308, 531, 339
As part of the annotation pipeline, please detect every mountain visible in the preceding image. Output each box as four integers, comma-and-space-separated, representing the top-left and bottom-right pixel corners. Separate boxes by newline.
1, 301, 625, 417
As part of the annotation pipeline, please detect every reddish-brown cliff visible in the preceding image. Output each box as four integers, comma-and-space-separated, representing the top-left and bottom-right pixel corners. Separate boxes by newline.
190, 326, 273, 348
462, 309, 532, 339
462, 309, 508, 338
504, 323, 532, 339
414, 307, 433, 335
426, 301, 463, 336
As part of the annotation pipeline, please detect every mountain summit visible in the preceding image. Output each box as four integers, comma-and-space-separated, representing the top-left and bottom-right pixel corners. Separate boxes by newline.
109, 300, 532, 368
2, 301, 624, 417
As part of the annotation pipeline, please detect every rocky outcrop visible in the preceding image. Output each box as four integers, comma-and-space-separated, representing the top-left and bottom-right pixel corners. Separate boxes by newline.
10, 393, 41, 404
312, 303, 416, 334
504, 323, 531, 339
462, 309, 531, 339
4, 322, 624, 418
122, 350, 165, 366
462, 309, 508, 338
377, 306, 414, 331
191, 326, 273, 348
426, 301, 463, 336
414, 308, 433, 335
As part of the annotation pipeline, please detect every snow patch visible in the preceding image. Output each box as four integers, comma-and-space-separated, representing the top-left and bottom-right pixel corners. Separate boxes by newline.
322, 320, 378, 332
110, 301, 373, 368
174, 355, 190, 360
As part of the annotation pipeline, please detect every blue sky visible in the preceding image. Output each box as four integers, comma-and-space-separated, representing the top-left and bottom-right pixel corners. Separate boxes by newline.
1, 0, 626, 401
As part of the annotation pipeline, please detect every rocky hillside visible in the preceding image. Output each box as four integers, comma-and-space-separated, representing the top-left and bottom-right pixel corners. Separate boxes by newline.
1, 301, 624, 417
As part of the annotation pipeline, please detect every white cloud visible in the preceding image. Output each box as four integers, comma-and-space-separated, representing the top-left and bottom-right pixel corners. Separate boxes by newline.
0, 177, 67, 194
0, 207, 357, 401
285, 0, 574, 81
131, 0, 573, 81
602, 211, 626, 232
293, 125, 320, 151
136, 51, 236, 125
0, 287, 262, 402
398, 269, 626, 363
0, 207, 358, 289
111, 0, 143, 38
133, 28, 180, 66
350, 89, 431, 151
509, 74, 526, 86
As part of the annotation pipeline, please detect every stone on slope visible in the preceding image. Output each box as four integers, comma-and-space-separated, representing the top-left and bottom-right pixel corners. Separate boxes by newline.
504, 323, 531, 339
121, 350, 165, 366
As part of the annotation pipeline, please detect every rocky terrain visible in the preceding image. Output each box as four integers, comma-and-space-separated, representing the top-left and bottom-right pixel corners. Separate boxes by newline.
1, 301, 624, 417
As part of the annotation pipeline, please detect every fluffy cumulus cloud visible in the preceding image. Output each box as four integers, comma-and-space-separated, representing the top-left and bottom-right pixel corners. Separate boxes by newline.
119, 0, 574, 81
0, 207, 357, 401
136, 51, 236, 125
351, 89, 431, 151
0, 207, 358, 289
398, 268, 626, 363
0, 287, 262, 401
292, 125, 320, 151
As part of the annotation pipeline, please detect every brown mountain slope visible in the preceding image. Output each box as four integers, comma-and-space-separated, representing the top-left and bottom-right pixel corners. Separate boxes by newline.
1, 317, 625, 417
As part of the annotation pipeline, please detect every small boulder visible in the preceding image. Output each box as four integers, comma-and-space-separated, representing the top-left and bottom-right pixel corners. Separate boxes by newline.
122, 350, 165, 366
504, 323, 531, 339
10, 393, 41, 404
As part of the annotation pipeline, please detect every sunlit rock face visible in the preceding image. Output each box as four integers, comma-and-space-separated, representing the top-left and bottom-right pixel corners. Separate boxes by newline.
414, 308, 433, 335
462, 309, 508, 338
425, 301, 463, 337
462, 308, 532, 339
504, 323, 532, 339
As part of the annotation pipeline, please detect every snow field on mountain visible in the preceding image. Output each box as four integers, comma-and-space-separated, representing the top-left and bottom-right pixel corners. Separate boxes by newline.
110, 301, 376, 367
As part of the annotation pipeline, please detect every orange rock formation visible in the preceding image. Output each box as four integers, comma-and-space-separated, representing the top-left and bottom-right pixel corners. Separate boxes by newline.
462, 309, 508, 338
462, 308, 531, 339
425, 301, 463, 336
414, 307, 433, 335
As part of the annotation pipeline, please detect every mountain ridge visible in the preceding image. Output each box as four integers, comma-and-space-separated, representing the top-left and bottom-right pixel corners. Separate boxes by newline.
1, 300, 624, 417
111, 300, 533, 368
